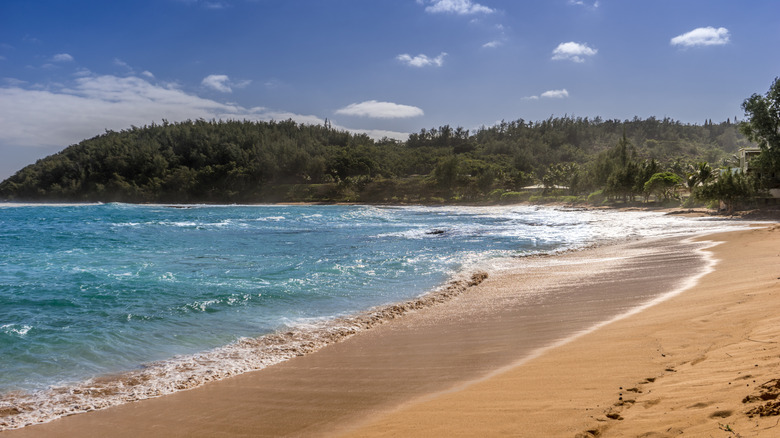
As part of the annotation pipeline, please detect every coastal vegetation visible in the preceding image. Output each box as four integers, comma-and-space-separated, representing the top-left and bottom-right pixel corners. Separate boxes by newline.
1, 77, 777, 208
738, 76, 780, 193
0, 116, 752, 205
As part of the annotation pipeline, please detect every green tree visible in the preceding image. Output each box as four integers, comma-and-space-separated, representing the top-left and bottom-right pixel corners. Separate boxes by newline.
433, 156, 460, 190
542, 162, 578, 193
644, 172, 681, 202
740, 77, 780, 188
605, 161, 639, 202
476, 166, 499, 193
696, 170, 755, 214
740, 77, 780, 151
684, 161, 713, 193
634, 159, 660, 202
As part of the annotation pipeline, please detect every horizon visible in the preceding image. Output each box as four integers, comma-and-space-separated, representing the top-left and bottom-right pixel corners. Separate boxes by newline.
1, 0, 778, 180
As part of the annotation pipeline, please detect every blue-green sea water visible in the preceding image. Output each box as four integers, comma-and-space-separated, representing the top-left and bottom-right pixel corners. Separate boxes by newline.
0, 203, 745, 428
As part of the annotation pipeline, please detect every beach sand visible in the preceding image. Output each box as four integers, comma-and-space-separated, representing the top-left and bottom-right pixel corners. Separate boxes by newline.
4, 225, 779, 437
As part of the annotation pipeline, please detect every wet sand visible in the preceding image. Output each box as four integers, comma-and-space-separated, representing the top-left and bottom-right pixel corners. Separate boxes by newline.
4, 226, 778, 437
343, 225, 780, 437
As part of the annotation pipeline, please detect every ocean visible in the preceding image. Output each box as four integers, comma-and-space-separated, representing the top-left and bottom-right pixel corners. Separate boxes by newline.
0, 203, 746, 428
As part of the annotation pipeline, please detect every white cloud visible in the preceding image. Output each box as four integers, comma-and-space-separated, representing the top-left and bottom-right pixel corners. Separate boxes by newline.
671, 26, 730, 47
141, 71, 155, 79
523, 89, 569, 100
335, 100, 424, 119
396, 52, 447, 67
482, 40, 501, 48
201, 74, 233, 93
422, 0, 494, 15
200, 75, 250, 93
551, 42, 597, 63
540, 89, 569, 99
0, 74, 324, 149
52, 53, 74, 62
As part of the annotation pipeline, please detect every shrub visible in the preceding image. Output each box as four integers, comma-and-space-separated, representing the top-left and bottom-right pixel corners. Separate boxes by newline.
587, 189, 606, 205
499, 191, 530, 203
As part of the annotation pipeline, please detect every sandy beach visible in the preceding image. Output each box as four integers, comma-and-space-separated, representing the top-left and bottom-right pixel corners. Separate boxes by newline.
4, 224, 780, 437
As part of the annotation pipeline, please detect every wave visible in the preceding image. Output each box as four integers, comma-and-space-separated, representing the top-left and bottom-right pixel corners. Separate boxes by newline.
0, 324, 32, 337
0, 271, 489, 431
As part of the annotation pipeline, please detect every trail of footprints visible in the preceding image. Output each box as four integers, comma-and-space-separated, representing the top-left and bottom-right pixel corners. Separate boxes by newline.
576, 359, 780, 437
575, 373, 663, 438
575, 360, 700, 438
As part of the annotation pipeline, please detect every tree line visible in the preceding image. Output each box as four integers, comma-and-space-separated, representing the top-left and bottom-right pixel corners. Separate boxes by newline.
0, 103, 771, 206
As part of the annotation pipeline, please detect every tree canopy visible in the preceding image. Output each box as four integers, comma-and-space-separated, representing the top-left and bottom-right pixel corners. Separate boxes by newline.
0, 116, 751, 204
740, 77, 780, 190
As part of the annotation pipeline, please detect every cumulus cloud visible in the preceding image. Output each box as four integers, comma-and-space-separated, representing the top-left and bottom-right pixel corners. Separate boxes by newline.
552, 42, 597, 63
201, 74, 232, 93
396, 52, 447, 67
200, 74, 250, 93
541, 89, 569, 99
524, 89, 569, 100
52, 53, 74, 62
482, 40, 501, 49
422, 0, 494, 15
0, 74, 323, 149
671, 26, 730, 47
335, 100, 424, 119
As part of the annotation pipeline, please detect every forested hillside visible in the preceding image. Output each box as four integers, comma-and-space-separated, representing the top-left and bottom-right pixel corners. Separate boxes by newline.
0, 116, 752, 204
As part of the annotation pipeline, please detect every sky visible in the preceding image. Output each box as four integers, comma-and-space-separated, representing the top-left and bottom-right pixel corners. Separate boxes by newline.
1, 0, 779, 180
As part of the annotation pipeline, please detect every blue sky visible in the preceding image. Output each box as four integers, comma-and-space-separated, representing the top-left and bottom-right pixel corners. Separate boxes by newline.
1, 0, 778, 180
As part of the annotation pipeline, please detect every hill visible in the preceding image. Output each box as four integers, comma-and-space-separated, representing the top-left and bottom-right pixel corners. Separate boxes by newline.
0, 117, 752, 204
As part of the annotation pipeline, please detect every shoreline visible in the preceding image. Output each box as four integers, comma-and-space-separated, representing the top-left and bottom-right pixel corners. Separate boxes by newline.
0, 269, 491, 431
341, 225, 780, 437
0, 228, 738, 437
3, 199, 779, 225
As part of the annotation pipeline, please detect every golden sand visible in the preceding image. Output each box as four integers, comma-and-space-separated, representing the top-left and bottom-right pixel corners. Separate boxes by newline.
342, 226, 780, 437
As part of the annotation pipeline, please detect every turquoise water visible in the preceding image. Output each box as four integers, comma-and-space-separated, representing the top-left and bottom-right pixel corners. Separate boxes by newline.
0, 203, 562, 393
0, 203, 745, 428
